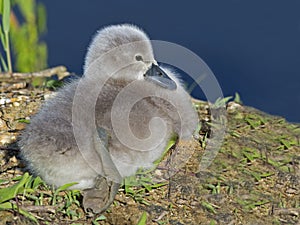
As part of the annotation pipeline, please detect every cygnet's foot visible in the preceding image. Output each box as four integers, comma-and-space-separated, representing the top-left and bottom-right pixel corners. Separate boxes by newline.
82, 175, 120, 214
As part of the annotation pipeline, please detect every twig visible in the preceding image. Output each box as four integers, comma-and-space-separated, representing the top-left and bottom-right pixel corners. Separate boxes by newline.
273, 208, 299, 216
152, 211, 168, 222
20, 205, 57, 214
0, 66, 70, 82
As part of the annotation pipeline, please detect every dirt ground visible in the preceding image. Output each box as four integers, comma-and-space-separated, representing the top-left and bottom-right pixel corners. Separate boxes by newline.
0, 78, 299, 225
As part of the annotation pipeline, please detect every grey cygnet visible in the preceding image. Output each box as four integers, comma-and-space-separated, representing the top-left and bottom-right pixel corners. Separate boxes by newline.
19, 24, 198, 213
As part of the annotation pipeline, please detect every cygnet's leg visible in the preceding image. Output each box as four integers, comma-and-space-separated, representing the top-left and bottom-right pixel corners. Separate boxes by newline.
82, 127, 121, 214
97, 127, 109, 148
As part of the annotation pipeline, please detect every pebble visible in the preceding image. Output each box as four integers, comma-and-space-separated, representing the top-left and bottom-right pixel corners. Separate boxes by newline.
155, 169, 163, 176
44, 92, 56, 100
0, 98, 11, 105
9, 156, 18, 164
12, 90, 28, 95
17, 95, 29, 101
0, 98, 5, 105
7, 169, 16, 174
0, 119, 8, 130
176, 199, 187, 205
0, 134, 16, 145
10, 98, 18, 103
15, 122, 26, 130
286, 188, 297, 195
190, 201, 199, 206
13, 102, 20, 107
126, 198, 136, 206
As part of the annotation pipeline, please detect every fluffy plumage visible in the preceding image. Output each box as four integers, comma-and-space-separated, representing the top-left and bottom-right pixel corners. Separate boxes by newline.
19, 24, 198, 212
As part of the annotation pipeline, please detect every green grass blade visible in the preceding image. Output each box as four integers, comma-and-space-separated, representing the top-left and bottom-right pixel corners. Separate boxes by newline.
0, 201, 13, 210
234, 92, 242, 104
13, 203, 39, 224
32, 176, 44, 189
2, 0, 12, 72
55, 182, 78, 194
52, 182, 78, 205
0, 172, 30, 203
212, 96, 232, 108
0, 24, 5, 46
0, 55, 8, 71
2, 0, 10, 34
0, 0, 3, 15
136, 211, 147, 225
37, 2, 47, 34
201, 201, 216, 213
14, 0, 34, 22
153, 134, 177, 166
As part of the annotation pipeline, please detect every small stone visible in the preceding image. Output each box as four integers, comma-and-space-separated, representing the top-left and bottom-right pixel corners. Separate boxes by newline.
0, 119, 8, 130
9, 156, 18, 164
17, 95, 28, 101
12, 82, 26, 89
11, 135, 16, 141
13, 102, 20, 107
15, 122, 26, 130
0, 134, 16, 145
176, 199, 187, 205
190, 201, 199, 206
0, 134, 12, 145
13, 90, 28, 95
7, 169, 16, 174
126, 198, 136, 205
155, 169, 163, 176
286, 188, 297, 195
0, 98, 6, 105
10, 98, 18, 103
44, 93, 56, 100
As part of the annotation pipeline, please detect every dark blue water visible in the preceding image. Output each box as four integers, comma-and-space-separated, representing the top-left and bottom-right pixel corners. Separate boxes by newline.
40, 0, 300, 122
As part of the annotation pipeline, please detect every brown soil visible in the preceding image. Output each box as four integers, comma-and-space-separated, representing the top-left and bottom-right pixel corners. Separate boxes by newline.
0, 82, 299, 225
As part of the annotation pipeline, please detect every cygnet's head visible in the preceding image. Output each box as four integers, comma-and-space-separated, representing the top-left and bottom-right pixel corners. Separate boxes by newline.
84, 24, 177, 90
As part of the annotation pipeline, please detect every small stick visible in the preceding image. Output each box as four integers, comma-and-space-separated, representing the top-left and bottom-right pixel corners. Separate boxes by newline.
153, 211, 168, 222
20, 205, 57, 214
0, 66, 70, 82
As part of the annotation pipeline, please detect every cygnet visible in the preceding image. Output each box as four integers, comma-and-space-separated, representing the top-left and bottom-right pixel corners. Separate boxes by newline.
19, 24, 198, 213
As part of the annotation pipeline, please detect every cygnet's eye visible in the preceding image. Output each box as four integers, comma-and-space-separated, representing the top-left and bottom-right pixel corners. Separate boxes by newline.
135, 55, 143, 62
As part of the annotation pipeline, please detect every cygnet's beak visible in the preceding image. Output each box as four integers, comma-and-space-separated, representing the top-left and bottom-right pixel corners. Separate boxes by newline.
144, 64, 177, 90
